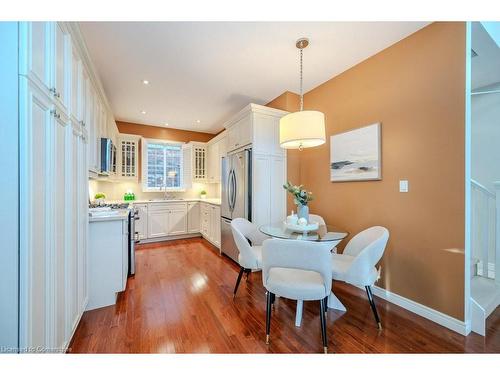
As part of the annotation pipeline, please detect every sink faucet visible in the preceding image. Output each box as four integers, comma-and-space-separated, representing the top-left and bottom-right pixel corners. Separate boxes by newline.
162, 181, 176, 200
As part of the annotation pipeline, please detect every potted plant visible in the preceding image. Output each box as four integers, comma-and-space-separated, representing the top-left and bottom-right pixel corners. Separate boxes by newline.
94, 192, 106, 205
200, 190, 207, 199
283, 181, 314, 221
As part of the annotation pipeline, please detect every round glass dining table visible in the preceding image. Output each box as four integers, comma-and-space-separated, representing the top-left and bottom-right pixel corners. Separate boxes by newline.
259, 221, 349, 327
259, 222, 348, 243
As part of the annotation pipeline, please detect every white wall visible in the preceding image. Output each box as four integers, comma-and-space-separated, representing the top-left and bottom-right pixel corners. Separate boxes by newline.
0, 22, 19, 351
88, 179, 220, 202
471, 83, 500, 192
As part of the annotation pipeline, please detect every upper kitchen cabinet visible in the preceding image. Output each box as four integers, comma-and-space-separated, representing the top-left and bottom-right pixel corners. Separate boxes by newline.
207, 131, 227, 183
224, 104, 288, 157
19, 22, 52, 96
19, 22, 71, 116
70, 43, 84, 124
117, 134, 140, 181
183, 142, 208, 183
226, 114, 252, 152
53, 22, 71, 114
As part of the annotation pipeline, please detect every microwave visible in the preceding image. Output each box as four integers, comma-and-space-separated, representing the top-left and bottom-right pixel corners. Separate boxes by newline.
100, 138, 116, 174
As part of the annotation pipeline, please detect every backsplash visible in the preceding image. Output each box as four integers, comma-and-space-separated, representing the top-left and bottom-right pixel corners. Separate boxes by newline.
89, 179, 220, 202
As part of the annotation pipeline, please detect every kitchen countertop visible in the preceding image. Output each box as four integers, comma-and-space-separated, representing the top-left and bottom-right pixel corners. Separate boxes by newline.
102, 198, 222, 206
88, 209, 130, 223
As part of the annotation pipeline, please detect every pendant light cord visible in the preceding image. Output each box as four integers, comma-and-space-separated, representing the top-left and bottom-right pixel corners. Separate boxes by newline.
299, 47, 304, 111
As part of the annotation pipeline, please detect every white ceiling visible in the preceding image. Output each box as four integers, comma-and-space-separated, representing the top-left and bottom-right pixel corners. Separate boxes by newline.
79, 22, 429, 133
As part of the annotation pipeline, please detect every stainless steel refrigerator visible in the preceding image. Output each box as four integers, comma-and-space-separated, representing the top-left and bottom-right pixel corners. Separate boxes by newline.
221, 148, 252, 263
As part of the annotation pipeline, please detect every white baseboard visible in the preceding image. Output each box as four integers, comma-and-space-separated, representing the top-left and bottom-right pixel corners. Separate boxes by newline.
138, 233, 201, 244
64, 297, 88, 353
365, 285, 470, 336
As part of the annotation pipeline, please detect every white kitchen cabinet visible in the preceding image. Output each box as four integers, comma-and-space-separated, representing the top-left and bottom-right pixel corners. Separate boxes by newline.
70, 43, 83, 124
148, 209, 169, 238
18, 22, 103, 352
199, 202, 221, 248
187, 202, 200, 233
168, 205, 188, 235
200, 202, 210, 237
19, 22, 52, 94
134, 204, 148, 240
77, 130, 89, 315
209, 205, 221, 248
147, 202, 188, 238
222, 104, 288, 228
207, 132, 227, 183
54, 22, 70, 115
118, 135, 140, 180
88, 217, 128, 310
207, 140, 220, 183
19, 76, 53, 350
226, 113, 252, 152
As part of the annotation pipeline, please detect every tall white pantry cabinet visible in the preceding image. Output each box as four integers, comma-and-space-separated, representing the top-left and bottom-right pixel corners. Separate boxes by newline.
18, 22, 111, 352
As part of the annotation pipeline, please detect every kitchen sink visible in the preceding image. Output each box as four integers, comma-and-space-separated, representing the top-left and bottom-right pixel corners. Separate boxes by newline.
148, 198, 185, 202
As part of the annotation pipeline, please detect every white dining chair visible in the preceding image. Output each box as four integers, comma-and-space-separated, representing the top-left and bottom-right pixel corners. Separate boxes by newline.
331, 226, 389, 329
262, 238, 333, 353
308, 214, 326, 226
231, 218, 269, 297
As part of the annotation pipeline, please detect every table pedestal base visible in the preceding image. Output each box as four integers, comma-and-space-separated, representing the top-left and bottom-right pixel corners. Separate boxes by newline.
294, 292, 346, 327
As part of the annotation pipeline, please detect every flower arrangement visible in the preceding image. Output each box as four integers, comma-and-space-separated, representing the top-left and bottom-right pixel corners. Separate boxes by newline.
200, 190, 207, 199
283, 181, 314, 206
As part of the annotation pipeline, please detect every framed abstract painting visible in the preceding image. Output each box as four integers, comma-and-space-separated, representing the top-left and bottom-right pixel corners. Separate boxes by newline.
330, 123, 382, 182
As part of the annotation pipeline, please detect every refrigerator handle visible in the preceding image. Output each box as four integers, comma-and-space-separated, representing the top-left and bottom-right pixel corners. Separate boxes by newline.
227, 168, 233, 211
231, 169, 237, 212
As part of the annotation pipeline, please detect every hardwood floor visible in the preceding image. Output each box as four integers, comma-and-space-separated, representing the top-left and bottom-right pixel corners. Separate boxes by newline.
69, 238, 500, 353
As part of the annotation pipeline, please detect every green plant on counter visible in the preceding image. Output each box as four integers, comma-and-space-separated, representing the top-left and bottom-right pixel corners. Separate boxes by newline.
200, 190, 207, 195
94, 192, 106, 200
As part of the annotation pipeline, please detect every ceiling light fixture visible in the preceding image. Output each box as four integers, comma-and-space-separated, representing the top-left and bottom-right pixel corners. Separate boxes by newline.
141, 110, 146, 114
142, 80, 149, 85
279, 38, 326, 151
196, 120, 201, 123
164, 123, 169, 126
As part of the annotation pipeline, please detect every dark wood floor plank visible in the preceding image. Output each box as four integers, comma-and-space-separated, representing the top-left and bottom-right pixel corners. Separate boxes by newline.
68, 238, 500, 353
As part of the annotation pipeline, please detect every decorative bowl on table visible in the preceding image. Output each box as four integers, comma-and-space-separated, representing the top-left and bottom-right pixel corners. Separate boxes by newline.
284, 221, 319, 233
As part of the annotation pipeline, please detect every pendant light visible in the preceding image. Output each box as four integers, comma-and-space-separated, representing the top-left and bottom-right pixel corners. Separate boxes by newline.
279, 38, 326, 150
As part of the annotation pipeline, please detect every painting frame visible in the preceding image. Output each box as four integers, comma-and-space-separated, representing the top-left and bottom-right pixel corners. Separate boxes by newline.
330, 122, 382, 182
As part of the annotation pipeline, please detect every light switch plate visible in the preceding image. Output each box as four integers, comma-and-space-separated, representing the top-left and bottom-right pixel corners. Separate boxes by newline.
399, 180, 409, 193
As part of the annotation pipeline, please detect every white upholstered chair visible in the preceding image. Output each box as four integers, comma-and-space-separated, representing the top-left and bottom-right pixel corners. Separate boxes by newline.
231, 218, 269, 297
331, 226, 389, 329
308, 214, 326, 226
262, 238, 333, 353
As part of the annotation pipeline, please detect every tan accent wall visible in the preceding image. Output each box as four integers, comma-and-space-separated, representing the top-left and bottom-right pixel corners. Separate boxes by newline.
116, 121, 216, 179
267, 23, 466, 320
116, 121, 215, 143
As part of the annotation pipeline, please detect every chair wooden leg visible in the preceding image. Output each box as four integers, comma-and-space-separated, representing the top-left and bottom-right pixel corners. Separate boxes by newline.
319, 298, 328, 353
233, 267, 245, 298
365, 286, 382, 330
266, 291, 273, 344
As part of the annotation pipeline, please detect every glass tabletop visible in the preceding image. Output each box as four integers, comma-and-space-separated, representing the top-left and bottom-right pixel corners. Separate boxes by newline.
259, 222, 348, 242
